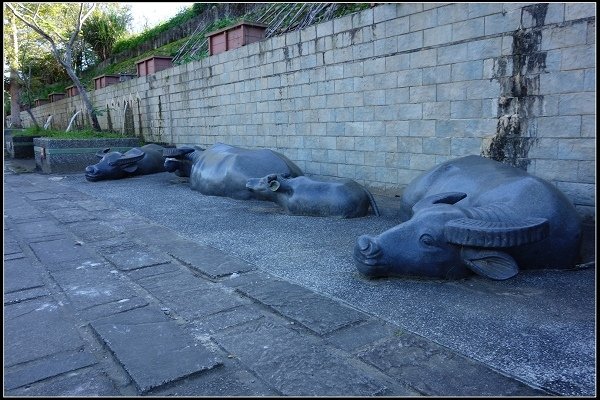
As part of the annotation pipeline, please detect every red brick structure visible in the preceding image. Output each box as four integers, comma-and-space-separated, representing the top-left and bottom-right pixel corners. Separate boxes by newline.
207, 21, 267, 56
136, 56, 173, 77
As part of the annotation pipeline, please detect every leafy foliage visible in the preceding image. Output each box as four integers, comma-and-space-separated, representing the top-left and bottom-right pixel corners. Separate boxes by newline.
14, 126, 126, 139
112, 6, 196, 55
82, 5, 131, 61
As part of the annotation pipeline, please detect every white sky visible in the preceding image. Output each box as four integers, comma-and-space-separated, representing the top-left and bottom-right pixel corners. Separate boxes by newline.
122, 2, 196, 34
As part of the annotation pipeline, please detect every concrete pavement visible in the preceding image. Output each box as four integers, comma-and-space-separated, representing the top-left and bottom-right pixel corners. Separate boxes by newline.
3, 157, 596, 396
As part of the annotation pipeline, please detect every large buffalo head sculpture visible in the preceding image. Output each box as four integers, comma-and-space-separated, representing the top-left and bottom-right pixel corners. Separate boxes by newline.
85, 144, 167, 182
354, 156, 582, 281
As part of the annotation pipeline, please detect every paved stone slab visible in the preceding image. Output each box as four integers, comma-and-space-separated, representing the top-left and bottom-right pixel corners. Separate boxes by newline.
4, 252, 26, 261
51, 264, 147, 319
126, 262, 183, 281
190, 305, 265, 334
49, 207, 98, 223
6, 367, 120, 396
214, 318, 395, 396
66, 220, 126, 243
324, 319, 400, 352
166, 241, 256, 278
235, 277, 367, 335
101, 244, 172, 271
135, 270, 245, 320
4, 241, 22, 255
149, 359, 278, 396
4, 286, 51, 305
28, 238, 100, 268
28, 197, 79, 210
4, 298, 85, 366
4, 257, 45, 294
4, 350, 97, 390
91, 306, 221, 393
125, 224, 191, 247
73, 199, 115, 211
356, 334, 546, 396
24, 191, 62, 200
12, 218, 67, 240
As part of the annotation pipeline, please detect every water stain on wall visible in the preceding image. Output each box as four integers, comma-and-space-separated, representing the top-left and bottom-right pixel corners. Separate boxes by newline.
484, 4, 548, 170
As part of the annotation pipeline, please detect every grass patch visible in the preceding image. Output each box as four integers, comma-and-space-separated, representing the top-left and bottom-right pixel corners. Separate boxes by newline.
15, 126, 127, 139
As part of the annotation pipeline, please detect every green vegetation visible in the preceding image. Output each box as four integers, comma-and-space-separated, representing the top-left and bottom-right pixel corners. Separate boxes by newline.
21, 3, 371, 103
112, 6, 198, 55
14, 126, 126, 139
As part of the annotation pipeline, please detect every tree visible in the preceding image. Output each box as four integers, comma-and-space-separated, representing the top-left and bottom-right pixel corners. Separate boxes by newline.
4, 9, 23, 127
6, 2, 102, 131
82, 4, 131, 61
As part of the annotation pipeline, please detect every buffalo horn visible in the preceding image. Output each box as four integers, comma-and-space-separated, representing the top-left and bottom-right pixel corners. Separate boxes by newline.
95, 148, 111, 158
412, 192, 467, 213
109, 149, 145, 166
444, 217, 549, 248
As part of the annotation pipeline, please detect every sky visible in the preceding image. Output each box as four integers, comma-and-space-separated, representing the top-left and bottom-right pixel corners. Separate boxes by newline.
122, 2, 196, 33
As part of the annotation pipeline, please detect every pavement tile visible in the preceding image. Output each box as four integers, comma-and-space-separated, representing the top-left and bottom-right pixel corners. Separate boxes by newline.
125, 224, 191, 247
148, 359, 278, 396
135, 270, 246, 320
4, 350, 97, 390
101, 244, 173, 271
24, 191, 62, 200
126, 262, 183, 281
91, 306, 221, 394
66, 219, 127, 242
5, 368, 121, 397
50, 263, 145, 313
4, 298, 85, 367
166, 241, 256, 278
49, 207, 98, 224
235, 277, 367, 335
4, 257, 46, 294
73, 199, 115, 211
4, 241, 23, 255
4, 286, 51, 305
213, 318, 392, 396
324, 319, 400, 352
190, 305, 266, 334
12, 218, 67, 240
28, 238, 99, 267
356, 334, 546, 396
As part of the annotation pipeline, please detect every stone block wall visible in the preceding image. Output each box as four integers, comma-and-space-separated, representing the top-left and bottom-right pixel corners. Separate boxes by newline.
20, 3, 596, 221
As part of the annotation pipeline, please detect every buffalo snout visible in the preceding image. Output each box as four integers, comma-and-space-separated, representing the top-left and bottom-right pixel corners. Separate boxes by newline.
354, 235, 390, 278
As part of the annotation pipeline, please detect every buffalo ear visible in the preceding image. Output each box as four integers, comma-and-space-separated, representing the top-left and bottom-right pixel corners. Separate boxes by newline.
122, 164, 138, 173
96, 148, 110, 158
269, 179, 280, 191
460, 248, 518, 280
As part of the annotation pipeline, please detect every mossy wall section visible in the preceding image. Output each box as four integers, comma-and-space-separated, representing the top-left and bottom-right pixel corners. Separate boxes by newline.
33, 137, 141, 174
18, 3, 596, 221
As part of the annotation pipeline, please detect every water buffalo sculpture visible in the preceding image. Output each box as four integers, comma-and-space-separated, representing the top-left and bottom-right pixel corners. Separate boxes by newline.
163, 142, 304, 200
246, 173, 381, 218
85, 143, 167, 182
353, 155, 582, 280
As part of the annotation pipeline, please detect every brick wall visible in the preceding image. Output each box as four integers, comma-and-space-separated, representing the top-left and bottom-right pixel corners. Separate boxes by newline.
20, 3, 596, 222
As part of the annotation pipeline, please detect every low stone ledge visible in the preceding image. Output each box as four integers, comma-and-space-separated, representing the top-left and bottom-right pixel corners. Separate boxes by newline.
33, 137, 141, 174
5, 133, 40, 158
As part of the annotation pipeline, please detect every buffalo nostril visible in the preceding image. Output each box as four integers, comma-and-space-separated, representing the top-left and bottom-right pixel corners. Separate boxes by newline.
357, 235, 379, 256
85, 166, 95, 173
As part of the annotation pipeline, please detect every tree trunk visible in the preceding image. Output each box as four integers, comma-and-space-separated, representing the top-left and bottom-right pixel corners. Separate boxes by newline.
9, 68, 23, 128
62, 62, 102, 132
9, 15, 22, 128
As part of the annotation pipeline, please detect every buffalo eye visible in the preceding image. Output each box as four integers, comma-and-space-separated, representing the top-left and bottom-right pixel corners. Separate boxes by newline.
419, 233, 436, 247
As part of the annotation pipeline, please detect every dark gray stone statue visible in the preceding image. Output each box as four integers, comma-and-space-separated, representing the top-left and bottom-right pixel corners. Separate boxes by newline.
163, 142, 303, 200
85, 143, 167, 182
354, 155, 582, 280
246, 173, 381, 218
